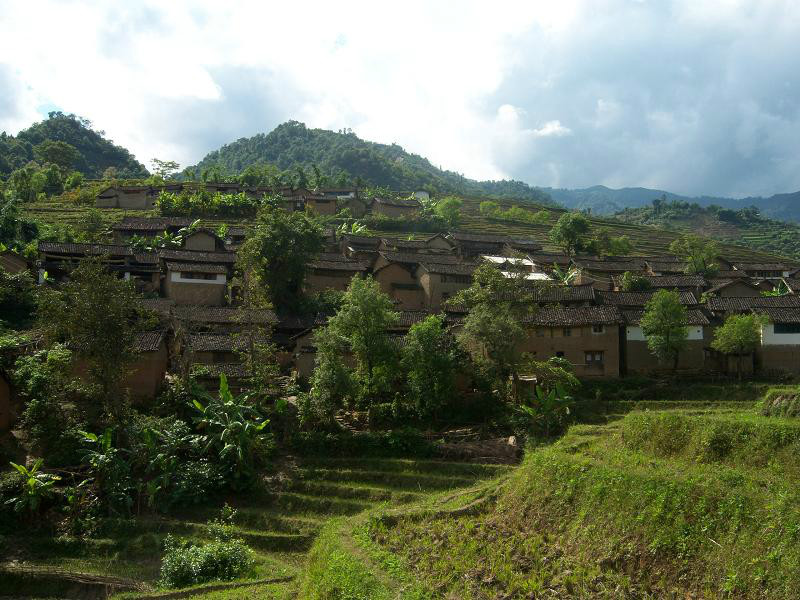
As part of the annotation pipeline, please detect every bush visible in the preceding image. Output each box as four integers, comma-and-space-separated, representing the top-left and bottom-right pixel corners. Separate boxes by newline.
290, 428, 434, 458
160, 535, 254, 588
761, 386, 800, 417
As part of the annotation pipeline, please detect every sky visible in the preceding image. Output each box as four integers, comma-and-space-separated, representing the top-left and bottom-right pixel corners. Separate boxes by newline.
1, 0, 799, 198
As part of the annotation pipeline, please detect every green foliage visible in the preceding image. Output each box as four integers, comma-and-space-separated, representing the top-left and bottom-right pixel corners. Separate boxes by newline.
761, 386, 800, 418
289, 428, 435, 458
5, 459, 60, 514
36, 259, 140, 419
479, 199, 550, 225
237, 201, 325, 310
0, 112, 147, 178
400, 315, 458, 419
305, 328, 354, 426
432, 196, 462, 227
156, 188, 264, 217
549, 211, 592, 256
0, 269, 36, 328
640, 289, 688, 368
619, 270, 651, 291
549, 264, 579, 285
592, 228, 633, 256
711, 313, 767, 378
33, 140, 81, 171
160, 508, 254, 588
78, 428, 135, 516
669, 233, 720, 277
149, 158, 180, 182
191, 374, 271, 485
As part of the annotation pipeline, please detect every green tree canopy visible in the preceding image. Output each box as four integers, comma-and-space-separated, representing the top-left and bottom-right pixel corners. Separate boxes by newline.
33, 140, 81, 171
433, 196, 462, 227
640, 289, 688, 369
711, 313, 767, 379
669, 233, 720, 277
237, 201, 325, 311
549, 212, 592, 256
620, 270, 651, 292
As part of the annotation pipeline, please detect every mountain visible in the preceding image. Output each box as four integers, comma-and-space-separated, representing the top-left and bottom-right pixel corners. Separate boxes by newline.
192, 121, 554, 204
546, 185, 800, 223
0, 112, 148, 178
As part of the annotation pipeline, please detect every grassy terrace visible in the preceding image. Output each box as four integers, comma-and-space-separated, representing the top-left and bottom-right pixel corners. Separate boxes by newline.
2, 456, 511, 599
22, 194, 783, 261
303, 405, 800, 599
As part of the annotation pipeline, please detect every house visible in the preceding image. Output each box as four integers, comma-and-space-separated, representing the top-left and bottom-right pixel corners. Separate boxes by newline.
171, 306, 278, 333
112, 217, 194, 243
95, 185, 158, 209
0, 249, 30, 273
645, 259, 687, 276
372, 251, 464, 309
626, 274, 708, 296
126, 331, 169, 400
341, 234, 381, 260
304, 194, 338, 216
416, 262, 476, 310
192, 363, 252, 394
371, 196, 421, 218
378, 234, 456, 255
732, 262, 795, 279
574, 258, 647, 291
187, 333, 268, 365
621, 309, 711, 374
704, 278, 762, 297
305, 253, 368, 292
528, 252, 573, 273
705, 295, 800, 319
530, 283, 597, 307
518, 305, 624, 378
598, 290, 699, 310
449, 232, 510, 258
180, 229, 227, 252
163, 262, 229, 306
756, 308, 800, 374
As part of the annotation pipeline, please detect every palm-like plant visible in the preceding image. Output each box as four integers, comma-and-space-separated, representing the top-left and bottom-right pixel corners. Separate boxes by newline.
5, 459, 60, 514
550, 264, 579, 285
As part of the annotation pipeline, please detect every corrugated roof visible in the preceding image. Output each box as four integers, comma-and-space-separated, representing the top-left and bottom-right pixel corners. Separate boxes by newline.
523, 305, 623, 326
133, 330, 165, 352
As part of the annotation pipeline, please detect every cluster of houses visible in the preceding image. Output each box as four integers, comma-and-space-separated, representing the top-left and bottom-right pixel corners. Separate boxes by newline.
95, 183, 429, 219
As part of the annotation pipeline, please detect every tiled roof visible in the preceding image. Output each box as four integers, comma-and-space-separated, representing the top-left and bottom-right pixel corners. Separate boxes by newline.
133, 330, 165, 352
733, 262, 793, 271
166, 262, 227, 273
192, 363, 251, 378
113, 217, 194, 231
645, 260, 688, 273
309, 258, 367, 271
172, 306, 278, 324
159, 249, 237, 263
380, 238, 430, 249
599, 290, 698, 307
449, 232, 510, 243
39, 241, 134, 256
713, 270, 750, 279
391, 311, 432, 329
188, 333, 269, 352
574, 258, 646, 272
706, 296, 800, 312
530, 284, 596, 303
374, 196, 420, 208
760, 307, 800, 324
705, 279, 758, 295
640, 275, 707, 288
507, 238, 542, 251
378, 251, 462, 265
138, 298, 175, 315
528, 253, 572, 266
342, 234, 381, 248
622, 309, 710, 326
523, 305, 623, 326
419, 262, 476, 275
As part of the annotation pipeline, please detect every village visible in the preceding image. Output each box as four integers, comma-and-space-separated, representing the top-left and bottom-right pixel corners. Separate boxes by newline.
2, 182, 799, 430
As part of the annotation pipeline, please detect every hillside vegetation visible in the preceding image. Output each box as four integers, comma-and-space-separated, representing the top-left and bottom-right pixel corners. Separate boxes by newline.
305, 407, 800, 599
613, 198, 800, 259
0, 112, 148, 178
192, 121, 553, 204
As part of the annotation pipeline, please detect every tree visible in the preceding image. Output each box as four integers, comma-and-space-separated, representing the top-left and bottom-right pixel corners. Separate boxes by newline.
711, 313, 767, 379
640, 289, 688, 370
594, 228, 633, 256
479, 200, 500, 217
322, 277, 399, 405
237, 201, 325, 311
549, 212, 592, 257
620, 270, 651, 292
33, 140, 81, 171
150, 158, 181, 180
453, 262, 534, 399
669, 234, 719, 277
433, 196, 462, 227
401, 314, 458, 418
37, 259, 140, 422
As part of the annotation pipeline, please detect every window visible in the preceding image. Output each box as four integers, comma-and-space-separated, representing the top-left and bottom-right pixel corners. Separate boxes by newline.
536, 328, 546, 337
563, 328, 572, 337
592, 324, 605, 334
774, 323, 800, 334
181, 271, 218, 280
585, 351, 604, 365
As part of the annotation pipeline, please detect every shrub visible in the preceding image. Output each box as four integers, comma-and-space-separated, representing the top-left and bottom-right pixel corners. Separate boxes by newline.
160, 535, 254, 588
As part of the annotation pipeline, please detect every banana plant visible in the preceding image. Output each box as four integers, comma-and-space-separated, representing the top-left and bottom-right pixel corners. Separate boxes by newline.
550, 264, 580, 285
5, 459, 60, 514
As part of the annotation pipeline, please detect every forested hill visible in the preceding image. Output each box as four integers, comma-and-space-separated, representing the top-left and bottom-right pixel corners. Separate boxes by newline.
0, 112, 148, 178
548, 184, 800, 223
192, 120, 553, 204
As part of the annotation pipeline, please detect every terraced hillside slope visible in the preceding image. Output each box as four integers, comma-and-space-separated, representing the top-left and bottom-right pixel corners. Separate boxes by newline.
1, 456, 511, 599
306, 406, 800, 599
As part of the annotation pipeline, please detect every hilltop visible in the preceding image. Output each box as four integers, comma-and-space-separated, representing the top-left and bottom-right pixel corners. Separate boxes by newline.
191, 121, 554, 204
548, 184, 800, 222
0, 112, 148, 178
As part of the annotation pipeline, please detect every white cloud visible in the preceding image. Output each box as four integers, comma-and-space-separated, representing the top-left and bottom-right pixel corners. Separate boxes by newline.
0, 0, 798, 197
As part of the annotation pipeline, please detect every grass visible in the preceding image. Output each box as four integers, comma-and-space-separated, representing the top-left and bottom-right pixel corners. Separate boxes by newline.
303, 408, 800, 598
0, 456, 510, 599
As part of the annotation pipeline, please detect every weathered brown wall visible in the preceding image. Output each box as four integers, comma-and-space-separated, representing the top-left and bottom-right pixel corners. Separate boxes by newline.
306, 200, 337, 216
625, 339, 707, 373
372, 204, 417, 218
306, 271, 358, 293
124, 345, 169, 401
374, 264, 425, 309
757, 346, 800, 374
184, 232, 218, 252
717, 281, 761, 297
518, 325, 621, 378
164, 274, 227, 305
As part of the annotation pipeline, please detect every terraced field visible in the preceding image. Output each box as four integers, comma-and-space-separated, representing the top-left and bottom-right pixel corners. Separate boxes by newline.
2, 456, 511, 599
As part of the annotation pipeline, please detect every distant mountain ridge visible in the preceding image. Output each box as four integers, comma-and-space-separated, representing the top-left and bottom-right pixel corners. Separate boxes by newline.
192, 121, 554, 204
546, 185, 800, 223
